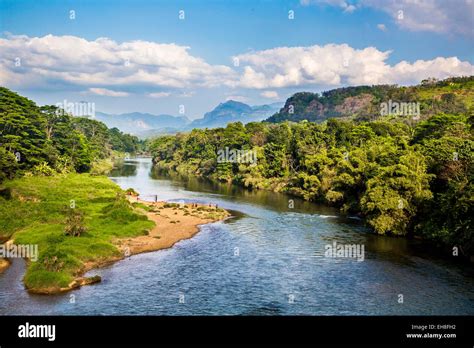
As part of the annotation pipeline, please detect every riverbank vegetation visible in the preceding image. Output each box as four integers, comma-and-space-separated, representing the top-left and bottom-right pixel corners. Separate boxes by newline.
0, 174, 154, 292
0, 87, 234, 291
0, 87, 152, 289
150, 77, 473, 258
0, 87, 142, 182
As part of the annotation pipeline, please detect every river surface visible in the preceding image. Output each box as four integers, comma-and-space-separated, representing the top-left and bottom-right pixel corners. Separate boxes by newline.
1, 158, 473, 315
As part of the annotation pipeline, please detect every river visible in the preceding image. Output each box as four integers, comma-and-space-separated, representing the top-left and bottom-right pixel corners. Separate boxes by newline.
0, 157, 473, 315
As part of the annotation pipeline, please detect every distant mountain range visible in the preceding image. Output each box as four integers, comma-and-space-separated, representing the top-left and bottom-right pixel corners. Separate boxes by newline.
94, 112, 190, 136
96, 100, 283, 138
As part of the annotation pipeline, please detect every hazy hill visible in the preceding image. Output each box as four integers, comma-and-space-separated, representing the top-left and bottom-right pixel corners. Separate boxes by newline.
95, 112, 190, 136
187, 100, 283, 130
97, 101, 283, 137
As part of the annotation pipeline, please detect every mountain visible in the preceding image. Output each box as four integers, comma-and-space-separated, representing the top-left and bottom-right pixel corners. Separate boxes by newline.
95, 112, 190, 136
96, 101, 283, 137
266, 76, 474, 123
187, 100, 283, 129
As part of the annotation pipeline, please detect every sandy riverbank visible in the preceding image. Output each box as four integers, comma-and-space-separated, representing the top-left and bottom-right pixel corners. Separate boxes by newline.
13, 195, 230, 294
115, 198, 231, 256
51, 198, 231, 294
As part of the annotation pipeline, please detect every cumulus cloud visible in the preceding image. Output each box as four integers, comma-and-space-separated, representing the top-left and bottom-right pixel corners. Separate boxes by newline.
234, 44, 474, 89
0, 34, 472, 97
89, 88, 129, 97
304, 0, 474, 36
0, 34, 237, 91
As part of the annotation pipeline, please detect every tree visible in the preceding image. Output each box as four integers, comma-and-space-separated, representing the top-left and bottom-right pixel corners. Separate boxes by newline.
0, 146, 18, 182
361, 151, 433, 235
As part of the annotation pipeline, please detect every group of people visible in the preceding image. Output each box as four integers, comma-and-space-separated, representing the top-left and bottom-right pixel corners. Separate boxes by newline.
187, 202, 218, 209
130, 194, 219, 209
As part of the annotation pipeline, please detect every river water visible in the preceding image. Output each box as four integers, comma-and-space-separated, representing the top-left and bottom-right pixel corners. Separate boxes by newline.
1, 157, 473, 315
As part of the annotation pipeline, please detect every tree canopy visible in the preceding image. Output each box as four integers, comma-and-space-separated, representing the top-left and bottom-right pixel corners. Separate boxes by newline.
0, 87, 141, 178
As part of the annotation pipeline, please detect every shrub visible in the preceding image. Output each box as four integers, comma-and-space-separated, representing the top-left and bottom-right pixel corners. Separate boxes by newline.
64, 209, 87, 237
32, 162, 55, 176
125, 188, 139, 196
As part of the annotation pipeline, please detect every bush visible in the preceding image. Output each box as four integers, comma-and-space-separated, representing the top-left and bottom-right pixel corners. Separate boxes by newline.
53, 155, 73, 174
125, 188, 139, 196
90, 159, 114, 175
102, 192, 147, 223
32, 162, 56, 176
64, 208, 87, 237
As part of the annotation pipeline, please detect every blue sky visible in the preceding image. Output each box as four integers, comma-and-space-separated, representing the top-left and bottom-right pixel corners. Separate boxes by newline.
1, 0, 473, 118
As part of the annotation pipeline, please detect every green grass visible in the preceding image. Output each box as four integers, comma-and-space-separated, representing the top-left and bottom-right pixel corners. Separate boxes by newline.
0, 173, 154, 291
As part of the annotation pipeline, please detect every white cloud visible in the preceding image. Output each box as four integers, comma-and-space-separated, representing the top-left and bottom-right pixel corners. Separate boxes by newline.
303, 0, 474, 36
0, 34, 472, 98
389, 57, 474, 84
260, 91, 279, 99
89, 88, 129, 97
234, 43, 474, 89
377, 23, 387, 32
148, 92, 171, 98
0, 34, 237, 91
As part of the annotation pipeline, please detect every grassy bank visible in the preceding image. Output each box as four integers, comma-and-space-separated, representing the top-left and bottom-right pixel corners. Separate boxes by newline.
0, 174, 154, 292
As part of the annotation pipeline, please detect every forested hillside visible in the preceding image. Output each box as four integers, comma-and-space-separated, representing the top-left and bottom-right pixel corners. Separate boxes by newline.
267, 76, 474, 123
0, 87, 141, 182
151, 78, 474, 258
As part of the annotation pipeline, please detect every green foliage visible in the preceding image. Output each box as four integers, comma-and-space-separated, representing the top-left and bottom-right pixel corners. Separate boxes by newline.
0, 174, 154, 290
151, 103, 473, 256
361, 151, 433, 235
90, 158, 114, 175
0, 87, 140, 182
102, 192, 147, 223
266, 76, 473, 124
31, 162, 56, 176
108, 127, 140, 153
125, 187, 139, 196
0, 146, 18, 182
148, 76, 469, 253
